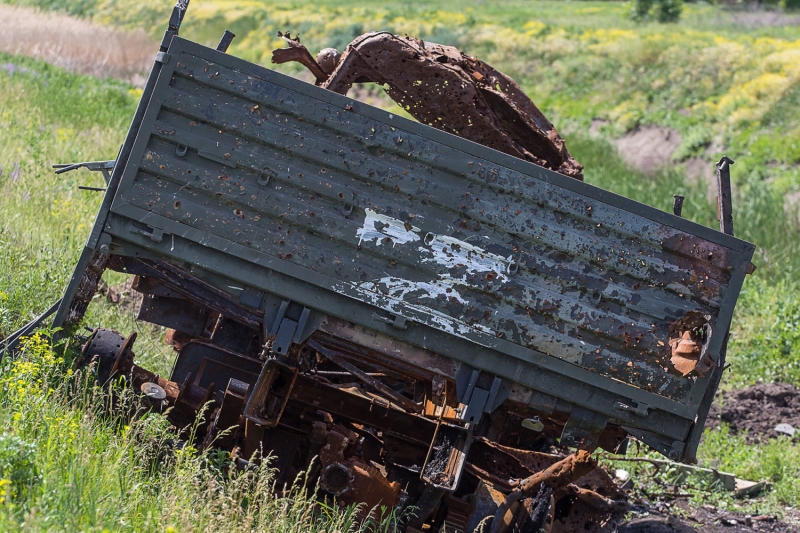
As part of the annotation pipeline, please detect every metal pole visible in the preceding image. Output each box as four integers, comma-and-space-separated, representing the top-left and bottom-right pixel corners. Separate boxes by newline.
216, 30, 236, 53
673, 195, 684, 217
716, 156, 735, 236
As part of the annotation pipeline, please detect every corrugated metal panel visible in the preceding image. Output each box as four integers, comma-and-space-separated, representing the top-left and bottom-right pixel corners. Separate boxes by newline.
102, 38, 754, 444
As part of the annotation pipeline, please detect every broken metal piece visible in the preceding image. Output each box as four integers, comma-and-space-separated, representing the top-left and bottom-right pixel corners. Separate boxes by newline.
0, 298, 61, 362
670, 331, 700, 376
668, 311, 714, 377
489, 450, 598, 533
310, 339, 421, 413
272, 32, 328, 83
272, 32, 583, 179
53, 159, 115, 185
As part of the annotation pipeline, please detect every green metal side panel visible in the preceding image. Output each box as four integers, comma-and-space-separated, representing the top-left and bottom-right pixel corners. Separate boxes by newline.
90, 37, 753, 451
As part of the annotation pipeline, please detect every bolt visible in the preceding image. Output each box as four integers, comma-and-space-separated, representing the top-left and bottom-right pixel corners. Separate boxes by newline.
668, 450, 680, 461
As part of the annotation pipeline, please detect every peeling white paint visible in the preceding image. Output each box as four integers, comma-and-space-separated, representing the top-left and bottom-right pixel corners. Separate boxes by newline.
349, 212, 517, 342
347, 278, 496, 342
421, 234, 511, 282
360, 276, 468, 304
356, 209, 420, 247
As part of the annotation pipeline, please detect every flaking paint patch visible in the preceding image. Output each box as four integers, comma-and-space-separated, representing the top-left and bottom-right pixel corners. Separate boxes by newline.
350, 210, 512, 342
421, 234, 510, 282
362, 276, 468, 305
345, 278, 496, 342
357, 208, 420, 247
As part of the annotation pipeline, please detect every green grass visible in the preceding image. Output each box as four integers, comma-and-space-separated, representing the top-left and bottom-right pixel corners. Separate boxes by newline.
0, 52, 135, 332
0, 333, 400, 531
1, 0, 800, 526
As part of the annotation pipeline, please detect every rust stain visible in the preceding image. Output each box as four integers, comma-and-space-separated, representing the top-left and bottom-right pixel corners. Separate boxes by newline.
668, 310, 712, 377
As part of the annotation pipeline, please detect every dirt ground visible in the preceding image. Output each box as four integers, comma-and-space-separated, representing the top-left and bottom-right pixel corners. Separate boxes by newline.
617, 487, 800, 532
621, 507, 796, 533
708, 382, 800, 442
618, 382, 800, 532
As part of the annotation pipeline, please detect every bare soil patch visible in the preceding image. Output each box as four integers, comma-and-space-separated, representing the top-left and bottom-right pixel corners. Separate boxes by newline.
0, 4, 156, 86
614, 126, 683, 174
708, 382, 800, 442
621, 508, 795, 532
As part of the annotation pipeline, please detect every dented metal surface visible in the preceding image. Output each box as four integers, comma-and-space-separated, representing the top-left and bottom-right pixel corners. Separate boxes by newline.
46, 30, 756, 465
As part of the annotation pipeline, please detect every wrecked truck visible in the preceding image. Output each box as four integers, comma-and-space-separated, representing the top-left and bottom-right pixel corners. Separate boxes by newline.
2, 2, 756, 531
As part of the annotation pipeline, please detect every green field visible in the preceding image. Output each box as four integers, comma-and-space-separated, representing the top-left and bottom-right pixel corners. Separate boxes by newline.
1, 1, 800, 530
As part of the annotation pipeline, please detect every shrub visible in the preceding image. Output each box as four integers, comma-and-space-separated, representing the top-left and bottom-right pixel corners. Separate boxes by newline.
656, 0, 684, 22
629, 0, 683, 23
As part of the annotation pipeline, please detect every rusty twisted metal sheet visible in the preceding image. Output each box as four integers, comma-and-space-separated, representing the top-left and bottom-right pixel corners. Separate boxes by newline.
272, 32, 584, 180
83, 36, 754, 460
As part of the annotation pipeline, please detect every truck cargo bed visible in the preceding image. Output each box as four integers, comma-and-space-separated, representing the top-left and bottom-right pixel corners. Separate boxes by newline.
53, 35, 754, 465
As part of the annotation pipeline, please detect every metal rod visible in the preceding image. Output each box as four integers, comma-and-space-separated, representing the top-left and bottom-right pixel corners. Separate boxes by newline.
716, 156, 735, 236
673, 195, 684, 217
216, 30, 236, 53
308, 340, 421, 413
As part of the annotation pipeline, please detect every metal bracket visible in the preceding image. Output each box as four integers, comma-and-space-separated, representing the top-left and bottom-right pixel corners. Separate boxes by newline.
373, 312, 408, 330
53, 159, 115, 185
155, 52, 172, 65
455, 368, 508, 424
96, 232, 112, 255
243, 360, 298, 427
268, 300, 312, 355
130, 225, 165, 243
622, 425, 685, 461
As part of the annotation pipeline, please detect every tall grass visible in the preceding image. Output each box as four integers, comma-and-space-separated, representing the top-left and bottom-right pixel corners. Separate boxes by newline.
0, 333, 399, 531
0, 4, 155, 85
